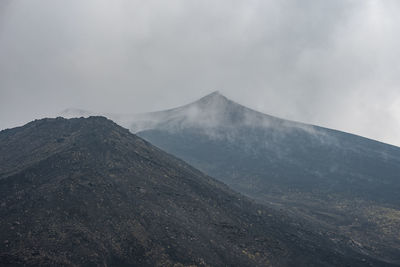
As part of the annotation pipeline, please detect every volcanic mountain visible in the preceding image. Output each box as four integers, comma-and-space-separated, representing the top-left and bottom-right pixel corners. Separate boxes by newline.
1, 117, 386, 266
107, 91, 400, 264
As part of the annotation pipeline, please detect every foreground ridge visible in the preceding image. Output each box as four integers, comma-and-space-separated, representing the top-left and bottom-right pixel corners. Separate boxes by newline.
0, 117, 387, 266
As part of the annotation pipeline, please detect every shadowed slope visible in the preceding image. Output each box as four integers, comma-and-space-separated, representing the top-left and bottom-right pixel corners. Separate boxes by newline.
0, 117, 385, 266
131, 92, 400, 264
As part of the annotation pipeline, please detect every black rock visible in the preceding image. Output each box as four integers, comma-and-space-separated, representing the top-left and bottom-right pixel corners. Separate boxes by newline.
129, 92, 400, 264
0, 117, 390, 266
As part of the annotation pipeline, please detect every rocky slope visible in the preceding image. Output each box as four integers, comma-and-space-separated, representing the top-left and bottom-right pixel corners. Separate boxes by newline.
123, 92, 400, 264
0, 117, 386, 266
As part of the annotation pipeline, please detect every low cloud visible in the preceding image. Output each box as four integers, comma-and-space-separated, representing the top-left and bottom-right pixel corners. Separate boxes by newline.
1, 0, 399, 146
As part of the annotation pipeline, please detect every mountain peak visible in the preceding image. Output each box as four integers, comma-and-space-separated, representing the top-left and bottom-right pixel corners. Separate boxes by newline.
206, 90, 223, 97
189, 91, 235, 112
127, 91, 267, 132
196, 91, 229, 103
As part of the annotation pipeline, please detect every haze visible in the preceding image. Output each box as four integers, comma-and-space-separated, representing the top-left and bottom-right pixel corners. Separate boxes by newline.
1, 0, 400, 146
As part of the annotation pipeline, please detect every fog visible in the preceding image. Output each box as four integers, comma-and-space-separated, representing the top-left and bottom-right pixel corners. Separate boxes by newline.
1, 0, 400, 146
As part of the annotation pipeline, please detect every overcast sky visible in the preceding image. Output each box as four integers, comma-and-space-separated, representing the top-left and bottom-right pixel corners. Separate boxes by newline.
1, 0, 400, 146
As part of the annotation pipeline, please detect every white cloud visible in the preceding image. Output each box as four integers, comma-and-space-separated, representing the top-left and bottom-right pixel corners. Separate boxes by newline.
1, 0, 400, 146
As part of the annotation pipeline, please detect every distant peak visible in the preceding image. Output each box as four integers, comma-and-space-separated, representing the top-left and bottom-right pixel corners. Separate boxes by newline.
195, 91, 230, 104
205, 90, 223, 98
209, 90, 221, 96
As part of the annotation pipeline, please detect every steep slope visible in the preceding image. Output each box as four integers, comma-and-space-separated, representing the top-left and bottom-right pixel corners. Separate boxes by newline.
124, 92, 400, 264
0, 117, 383, 266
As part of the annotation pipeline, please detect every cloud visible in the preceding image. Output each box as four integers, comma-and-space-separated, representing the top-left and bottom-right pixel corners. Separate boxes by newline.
0, 0, 399, 146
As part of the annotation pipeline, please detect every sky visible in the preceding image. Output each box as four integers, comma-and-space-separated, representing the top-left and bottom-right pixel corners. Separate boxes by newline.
1, 0, 400, 146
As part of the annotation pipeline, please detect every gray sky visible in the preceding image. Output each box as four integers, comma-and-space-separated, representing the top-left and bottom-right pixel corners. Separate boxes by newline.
1, 0, 400, 146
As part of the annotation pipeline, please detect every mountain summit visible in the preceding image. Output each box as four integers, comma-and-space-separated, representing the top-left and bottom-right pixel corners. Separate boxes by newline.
195, 90, 226, 102
191, 91, 235, 111
126, 91, 292, 134
130, 92, 400, 264
59, 91, 297, 134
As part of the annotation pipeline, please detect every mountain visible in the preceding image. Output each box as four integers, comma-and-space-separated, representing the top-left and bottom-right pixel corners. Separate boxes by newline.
113, 92, 400, 264
0, 117, 384, 266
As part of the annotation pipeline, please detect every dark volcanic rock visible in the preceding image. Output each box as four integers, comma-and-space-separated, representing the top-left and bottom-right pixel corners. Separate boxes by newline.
132, 92, 400, 264
0, 117, 392, 266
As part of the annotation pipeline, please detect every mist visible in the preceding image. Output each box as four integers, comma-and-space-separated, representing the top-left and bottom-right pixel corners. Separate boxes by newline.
1, 0, 400, 146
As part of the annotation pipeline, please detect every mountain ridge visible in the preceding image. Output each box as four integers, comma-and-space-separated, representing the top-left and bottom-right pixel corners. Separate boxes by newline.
59, 92, 399, 148
128, 93, 400, 264
1, 116, 386, 266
